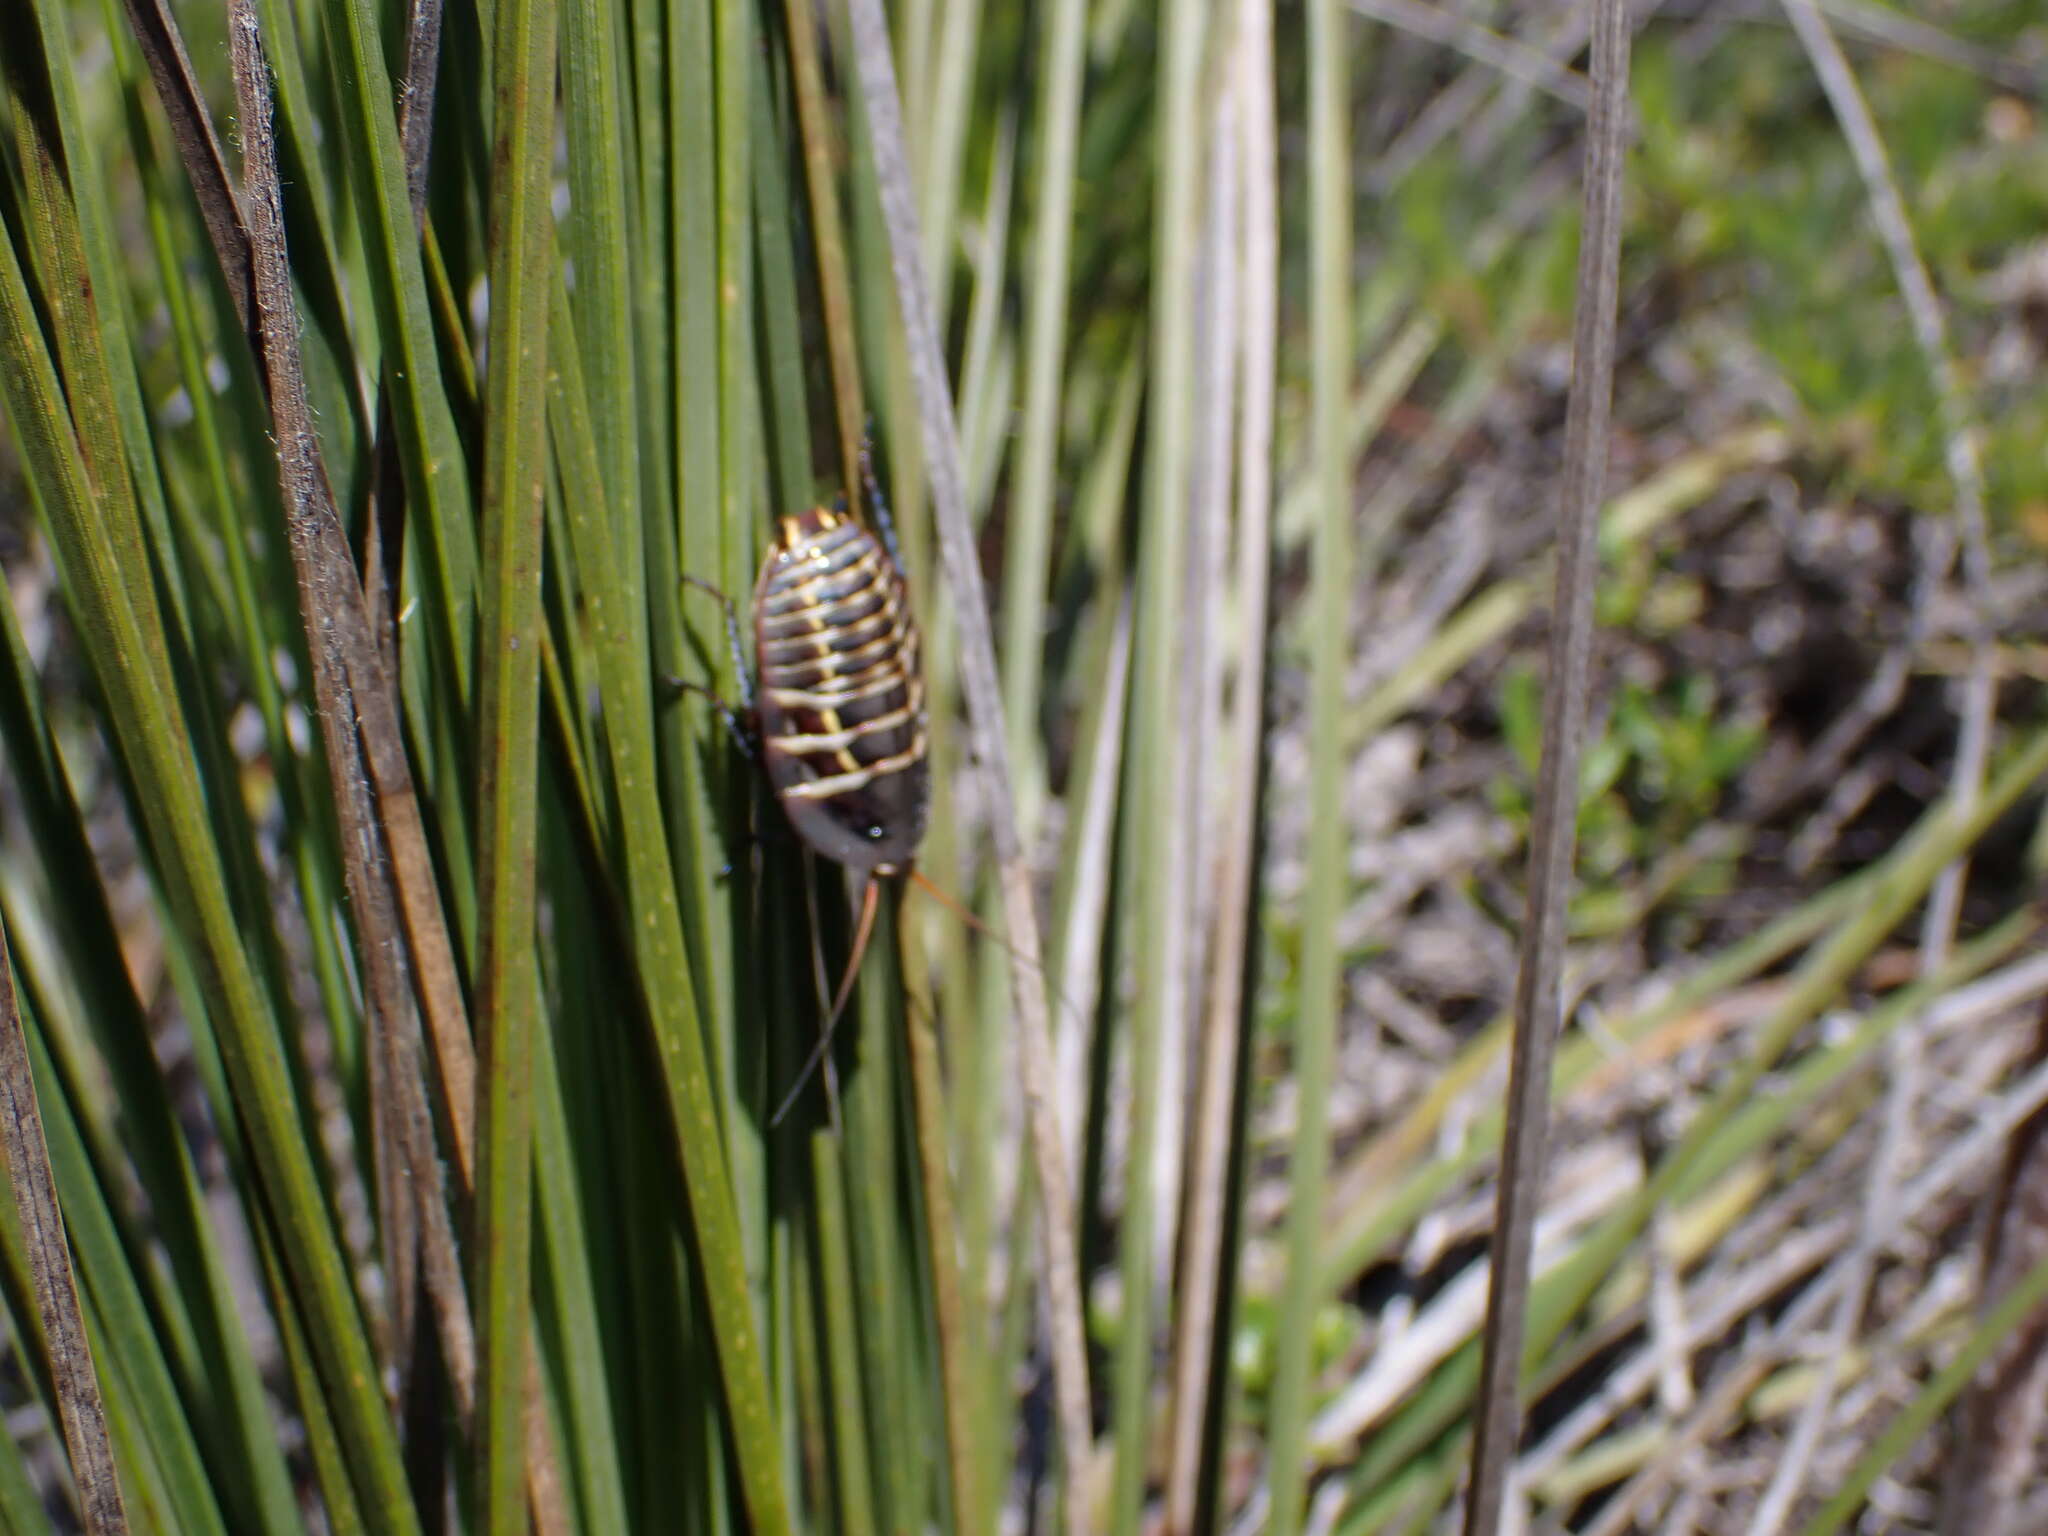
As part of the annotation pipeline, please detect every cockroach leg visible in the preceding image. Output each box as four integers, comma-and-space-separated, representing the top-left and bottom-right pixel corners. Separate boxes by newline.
680, 573, 756, 713
666, 675, 757, 761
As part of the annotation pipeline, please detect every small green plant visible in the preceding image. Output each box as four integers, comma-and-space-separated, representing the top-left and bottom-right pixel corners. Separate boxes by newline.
1494, 665, 1762, 932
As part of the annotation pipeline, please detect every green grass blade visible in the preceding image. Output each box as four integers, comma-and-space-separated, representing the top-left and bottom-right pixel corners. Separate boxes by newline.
777, 0, 863, 482
999, 0, 1086, 810
560, 0, 638, 552
842, 947, 923, 1531
915, 0, 979, 321
810, 1137, 881, 1536
251, 1214, 368, 1536
952, 120, 1014, 532
1266, 0, 1352, 1528
900, 919, 979, 1530
707, 0, 759, 1148
1112, 0, 1208, 1521
0, 1387, 50, 1535
19, 0, 199, 663
530, 981, 630, 1532
470, 0, 558, 1514
657, 0, 738, 1152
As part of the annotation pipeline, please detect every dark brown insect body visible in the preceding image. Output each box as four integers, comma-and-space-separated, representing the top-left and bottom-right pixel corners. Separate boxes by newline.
753, 504, 930, 874
746, 502, 930, 1121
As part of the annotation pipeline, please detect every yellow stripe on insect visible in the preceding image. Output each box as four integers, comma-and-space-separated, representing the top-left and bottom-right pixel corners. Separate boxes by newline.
765, 698, 921, 754
765, 630, 901, 679
778, 734, 929, 799
763, 668, 907, 709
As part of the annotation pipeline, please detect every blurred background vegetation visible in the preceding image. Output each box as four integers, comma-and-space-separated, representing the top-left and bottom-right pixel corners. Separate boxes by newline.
0, 0, 2044, 1530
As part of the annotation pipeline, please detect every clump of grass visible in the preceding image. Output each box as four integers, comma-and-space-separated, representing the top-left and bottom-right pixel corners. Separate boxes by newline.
1, 0, 2046, 1531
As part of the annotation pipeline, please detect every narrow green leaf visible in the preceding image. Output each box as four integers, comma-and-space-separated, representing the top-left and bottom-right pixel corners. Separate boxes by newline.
846, 944, 923, 1532
916, 0, 980, 322
810, 1139, 879, 1536
999, 0, 1087, 803
1266, 0, 1351, 1530
656, 0, 739, 1160
251, 1214, 368, 1536
1114, 0, 1209, 1519
559, 0, 639, 553
530, 971, 630, 1532
0, 1391, 49, 1535
750, 47, 813, 517
470, 0, 558, 1515
901, 894, 980, 1532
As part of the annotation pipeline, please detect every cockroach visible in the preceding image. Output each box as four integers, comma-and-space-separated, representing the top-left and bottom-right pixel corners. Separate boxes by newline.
684, 461, 932, 1122
752, 500, 931, 888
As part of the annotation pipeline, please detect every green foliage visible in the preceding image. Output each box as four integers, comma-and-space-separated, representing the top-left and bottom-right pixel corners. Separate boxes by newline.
1627, 24, 2048, 516
1494, 666, 1761, 932
1230, 1291, 1365, 1400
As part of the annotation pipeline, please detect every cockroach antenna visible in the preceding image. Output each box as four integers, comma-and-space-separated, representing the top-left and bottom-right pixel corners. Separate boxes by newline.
770, 874, 884, 1128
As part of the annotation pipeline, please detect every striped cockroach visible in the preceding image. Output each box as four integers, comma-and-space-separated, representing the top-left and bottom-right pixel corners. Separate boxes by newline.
752, 500, 931, 885
686, 462, 932, 1120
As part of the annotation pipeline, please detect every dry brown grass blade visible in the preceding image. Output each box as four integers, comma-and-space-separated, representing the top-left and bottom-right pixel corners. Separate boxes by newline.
843, 0, 1097, 1520
112, 0, 254, 335
369, 1028, 422, 1383
225, 0, 423, 1387
222, 9, 565, 1525
1461, 0, 1632, 1529
0, 924, 127, 1534
396, 0, 443, 215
